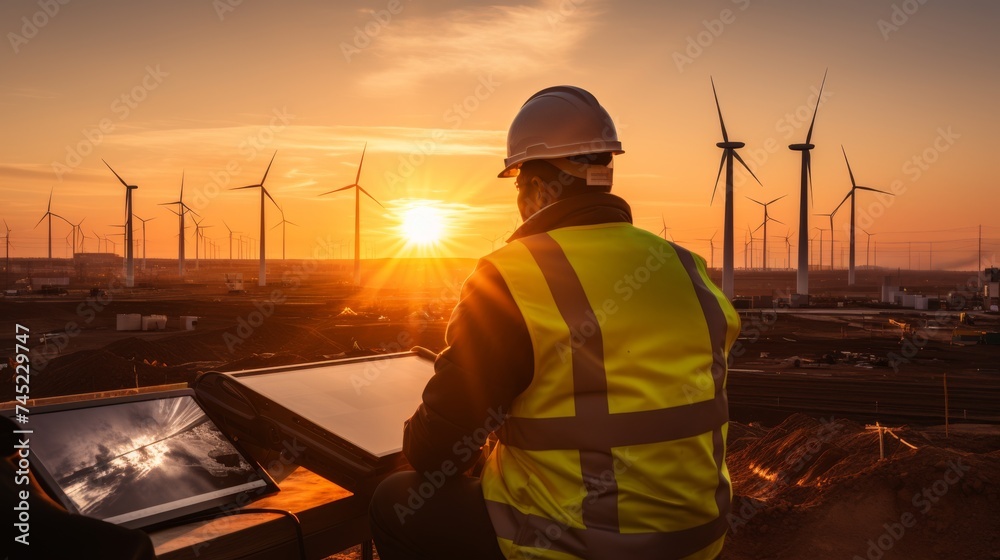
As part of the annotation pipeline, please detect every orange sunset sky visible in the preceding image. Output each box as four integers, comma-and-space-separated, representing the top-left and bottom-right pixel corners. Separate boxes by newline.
1, 0, 998, 269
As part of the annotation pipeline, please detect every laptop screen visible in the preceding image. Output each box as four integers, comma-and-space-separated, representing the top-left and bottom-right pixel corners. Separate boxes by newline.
22, 390, 276, 529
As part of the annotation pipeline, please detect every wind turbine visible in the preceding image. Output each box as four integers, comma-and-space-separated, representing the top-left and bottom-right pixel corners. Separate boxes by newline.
711, 78, 762, 298
815, 212, 836, 270
66, 217, 85, 256
3, 220, 12, 289
223, 220, 240, 260
658, 214, 674, 242
861, 228, 877, 269
193, 217, 212, 269
133, 215, 155, 270
696, 230, 718, 269
748, 195, 786, 271
103, 160, 139, 288
782, 230, 793, 270
320, 143, 384, 286
34, 187, 70, 259
270, 205, 298, 260
788, 71, 827, 295
234, 151, 280, 286
160, 172, 197, 277
833, 147, 894, 285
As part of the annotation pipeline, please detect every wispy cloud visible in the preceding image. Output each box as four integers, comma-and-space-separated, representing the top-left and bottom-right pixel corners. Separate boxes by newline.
360, 0, 601, 90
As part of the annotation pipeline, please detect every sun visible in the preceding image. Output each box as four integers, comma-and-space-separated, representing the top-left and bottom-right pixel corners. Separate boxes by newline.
400, 203, 446, 246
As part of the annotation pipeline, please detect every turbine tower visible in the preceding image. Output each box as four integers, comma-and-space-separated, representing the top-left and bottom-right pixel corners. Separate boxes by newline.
833, 147, 894, 285
160, 172, 197, 277
815, 212, 837, 270
862, 228, 876, 269
711, 78, 762, 299
788, 71, 827, 295
3, 220, 12, 289
748, 194, 786, 271
234, 151, 280, 287
320, 143, 384, 286
103, 160, 139, 288
34, 188, 70, 259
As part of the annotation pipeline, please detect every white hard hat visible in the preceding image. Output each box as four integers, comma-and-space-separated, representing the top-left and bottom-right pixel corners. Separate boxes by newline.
498, 86, 624, 178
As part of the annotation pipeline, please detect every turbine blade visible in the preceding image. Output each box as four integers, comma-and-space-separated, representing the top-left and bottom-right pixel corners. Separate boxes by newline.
286, 220, 300, 227
232, 184, 262, 190
711, 154, 725, 205
857, 186, 894, 196
805, 69, 827, 144
766, 194, 787, 205
358, 186, 384, 209
102, 159, 130, 188
260, 151, 277, 185
261, 186, 279, 208
47, 187, 53, 211
320, 185, 356, 196
770, 217, 786, 226
355, 142, 367, 185
842, 145, 857, 188
746, 196, 765, 206
710, 77, 729, 142
733, 151, 763, 186
34, 213, 46, 228
832, 189, 852, 216
180, 170, 185, 201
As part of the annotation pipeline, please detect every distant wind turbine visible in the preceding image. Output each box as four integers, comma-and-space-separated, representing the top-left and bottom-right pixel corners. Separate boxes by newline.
748, 195, 786, 271
67, 217, 85, 256
3, 220, 12, 289
862, 228, 876, 269
658, 214, 674, 242
160, 172, 197, 277
133, 215, 154, 269
270, 205, 298, 260
320, 143, 384, 286
103, 160, 139, 288
234, 151, 280, 286
711, 78, 762, 298
833, 147, 894, 285
815, 212, 836, 271
34, 187, 70, 259
696, 230, 718, 269
788, 70, 827, 295
193, 217, 212, 269
782, 230, 793, 270
223, 220, 240, 260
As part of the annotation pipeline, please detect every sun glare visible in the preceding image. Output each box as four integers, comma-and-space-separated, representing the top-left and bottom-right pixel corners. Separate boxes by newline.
400, 203, 446, 246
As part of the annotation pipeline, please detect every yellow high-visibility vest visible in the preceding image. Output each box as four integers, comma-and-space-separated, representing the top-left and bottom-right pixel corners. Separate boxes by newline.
480, 222, 740, 560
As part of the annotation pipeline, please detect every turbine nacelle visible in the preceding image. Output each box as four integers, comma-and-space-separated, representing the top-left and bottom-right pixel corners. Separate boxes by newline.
716, 141, 745, 149
788, 143, 815, 151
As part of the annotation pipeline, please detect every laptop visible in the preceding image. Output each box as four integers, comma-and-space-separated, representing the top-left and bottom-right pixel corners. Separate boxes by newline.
5, 389, 279, 530
193, 349, 437, 491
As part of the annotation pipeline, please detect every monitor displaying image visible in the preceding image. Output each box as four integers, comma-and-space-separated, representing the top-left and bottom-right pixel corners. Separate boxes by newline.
23, 391, 276, 529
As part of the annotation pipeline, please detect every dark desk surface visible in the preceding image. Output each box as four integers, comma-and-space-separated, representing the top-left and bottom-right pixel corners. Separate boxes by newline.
151, 467, 370, 560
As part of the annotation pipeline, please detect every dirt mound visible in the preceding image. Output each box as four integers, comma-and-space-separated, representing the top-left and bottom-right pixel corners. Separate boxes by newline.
724, 414, 1000, 559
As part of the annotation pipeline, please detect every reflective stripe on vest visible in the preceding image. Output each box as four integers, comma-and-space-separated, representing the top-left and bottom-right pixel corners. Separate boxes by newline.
481, 224, 739, 560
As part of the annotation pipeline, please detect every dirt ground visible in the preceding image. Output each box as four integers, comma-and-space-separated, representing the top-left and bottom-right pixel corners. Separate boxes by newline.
1, 263, 998, 559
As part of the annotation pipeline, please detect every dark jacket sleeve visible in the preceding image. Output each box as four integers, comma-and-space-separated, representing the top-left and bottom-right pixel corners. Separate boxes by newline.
402, 259, 534, 474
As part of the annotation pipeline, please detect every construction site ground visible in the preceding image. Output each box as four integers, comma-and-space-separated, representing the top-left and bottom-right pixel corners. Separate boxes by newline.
1, 266, 997, 559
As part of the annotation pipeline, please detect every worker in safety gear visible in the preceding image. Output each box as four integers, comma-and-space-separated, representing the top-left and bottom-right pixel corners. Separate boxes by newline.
370, 86, 740, 559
